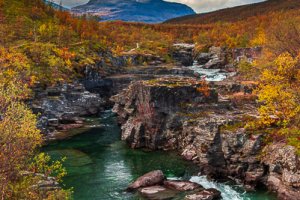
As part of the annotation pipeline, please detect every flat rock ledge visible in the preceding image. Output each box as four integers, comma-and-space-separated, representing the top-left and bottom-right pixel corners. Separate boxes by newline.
127, 170, 221, 200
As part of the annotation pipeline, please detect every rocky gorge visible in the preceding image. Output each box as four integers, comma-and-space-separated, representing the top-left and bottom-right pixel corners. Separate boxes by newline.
111, 76, 300, 199
37, 44, 299, 199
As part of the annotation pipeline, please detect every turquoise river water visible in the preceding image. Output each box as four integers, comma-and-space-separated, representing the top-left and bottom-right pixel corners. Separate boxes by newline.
43, 111, 277, 200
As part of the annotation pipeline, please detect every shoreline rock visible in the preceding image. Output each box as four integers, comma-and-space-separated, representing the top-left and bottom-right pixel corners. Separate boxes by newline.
30, 83, 103, 139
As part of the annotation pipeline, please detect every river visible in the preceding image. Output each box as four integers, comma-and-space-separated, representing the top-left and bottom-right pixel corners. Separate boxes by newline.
43, 111, 277, 200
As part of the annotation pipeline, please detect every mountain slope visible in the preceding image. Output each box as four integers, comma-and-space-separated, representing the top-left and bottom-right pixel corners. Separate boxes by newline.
165, 0, 300, 24
43, 0, 69, 10
71, 0, 195, 23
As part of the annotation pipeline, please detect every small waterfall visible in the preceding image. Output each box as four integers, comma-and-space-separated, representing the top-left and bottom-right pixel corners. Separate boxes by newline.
188, 60, 231, 82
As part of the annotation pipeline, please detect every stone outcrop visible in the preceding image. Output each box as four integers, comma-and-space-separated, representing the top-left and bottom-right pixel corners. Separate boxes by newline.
194, 46, 262, 72
193, 46, 229, 70
172, 44, 195, 66
232, 47, 262, 62
112, 77, 300, 199
111, 77, 218, 149
30, 83, 103, 139
83, 51, 167, 79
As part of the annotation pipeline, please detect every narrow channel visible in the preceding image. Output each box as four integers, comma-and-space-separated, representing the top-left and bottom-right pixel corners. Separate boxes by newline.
43, 111, 276, 200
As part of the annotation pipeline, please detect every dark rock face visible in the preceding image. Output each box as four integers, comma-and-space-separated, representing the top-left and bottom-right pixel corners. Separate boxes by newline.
111, 77, 218, 149
194, 46, 227, 69
72, 0, 195, 23
113, 77, 300, 199
203, 47, 227, 69
127, 170, 165, 191
30, 83, 103, 138
172, 44, 195, 66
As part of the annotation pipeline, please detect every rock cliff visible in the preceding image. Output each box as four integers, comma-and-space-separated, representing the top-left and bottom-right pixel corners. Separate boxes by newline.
112, 77, 300, 199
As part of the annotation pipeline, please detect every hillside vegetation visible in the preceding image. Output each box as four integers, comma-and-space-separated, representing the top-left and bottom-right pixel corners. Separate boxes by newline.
165, 0, 300, 24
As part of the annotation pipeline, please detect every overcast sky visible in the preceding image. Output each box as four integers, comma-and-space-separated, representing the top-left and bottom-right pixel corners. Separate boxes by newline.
166, 0, 265, 13
54, 0, 265, 13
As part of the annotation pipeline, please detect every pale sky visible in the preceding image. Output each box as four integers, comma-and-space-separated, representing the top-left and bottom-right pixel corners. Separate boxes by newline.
166, 0, 265, 13
54, 0, 265, 13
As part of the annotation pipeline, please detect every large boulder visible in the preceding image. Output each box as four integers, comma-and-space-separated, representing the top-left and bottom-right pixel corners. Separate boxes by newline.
127, 170, 165, 191
164, 180, 202, 191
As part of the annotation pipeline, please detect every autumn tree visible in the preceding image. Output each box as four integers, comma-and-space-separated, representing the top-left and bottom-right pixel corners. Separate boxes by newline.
253, 53, 300, 152
0, 46, 71, 199
0, 78, 72, 199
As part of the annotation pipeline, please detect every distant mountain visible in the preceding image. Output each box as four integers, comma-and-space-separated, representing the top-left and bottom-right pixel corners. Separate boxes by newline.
165, 0, 300, 24
71, 0, 195, 23
43, 0, 69, 11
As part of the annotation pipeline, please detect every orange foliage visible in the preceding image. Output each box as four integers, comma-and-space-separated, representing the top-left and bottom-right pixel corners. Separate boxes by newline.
196, 81, 210, 97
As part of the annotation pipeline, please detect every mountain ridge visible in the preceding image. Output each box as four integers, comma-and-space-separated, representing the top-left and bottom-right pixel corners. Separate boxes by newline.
71, 0, 195, 23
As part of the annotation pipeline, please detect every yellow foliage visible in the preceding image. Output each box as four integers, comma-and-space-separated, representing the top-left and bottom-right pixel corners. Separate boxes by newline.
250, 28, 266, 46
255, 53, 300, 143
0, 79, 71, 199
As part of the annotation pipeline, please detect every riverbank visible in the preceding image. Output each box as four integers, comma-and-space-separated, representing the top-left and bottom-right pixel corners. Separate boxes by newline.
43, 111, 276, 200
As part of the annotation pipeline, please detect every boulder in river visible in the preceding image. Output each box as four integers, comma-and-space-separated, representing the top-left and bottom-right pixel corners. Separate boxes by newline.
185, 188, 221, 200
129, 170, 222, 200
164, 180, 203, 191
139, 186, 178, 200
127, 170, 165, 191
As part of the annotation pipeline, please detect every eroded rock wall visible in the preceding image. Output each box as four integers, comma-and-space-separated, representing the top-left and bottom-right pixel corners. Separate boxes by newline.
112, 77, 300, 199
